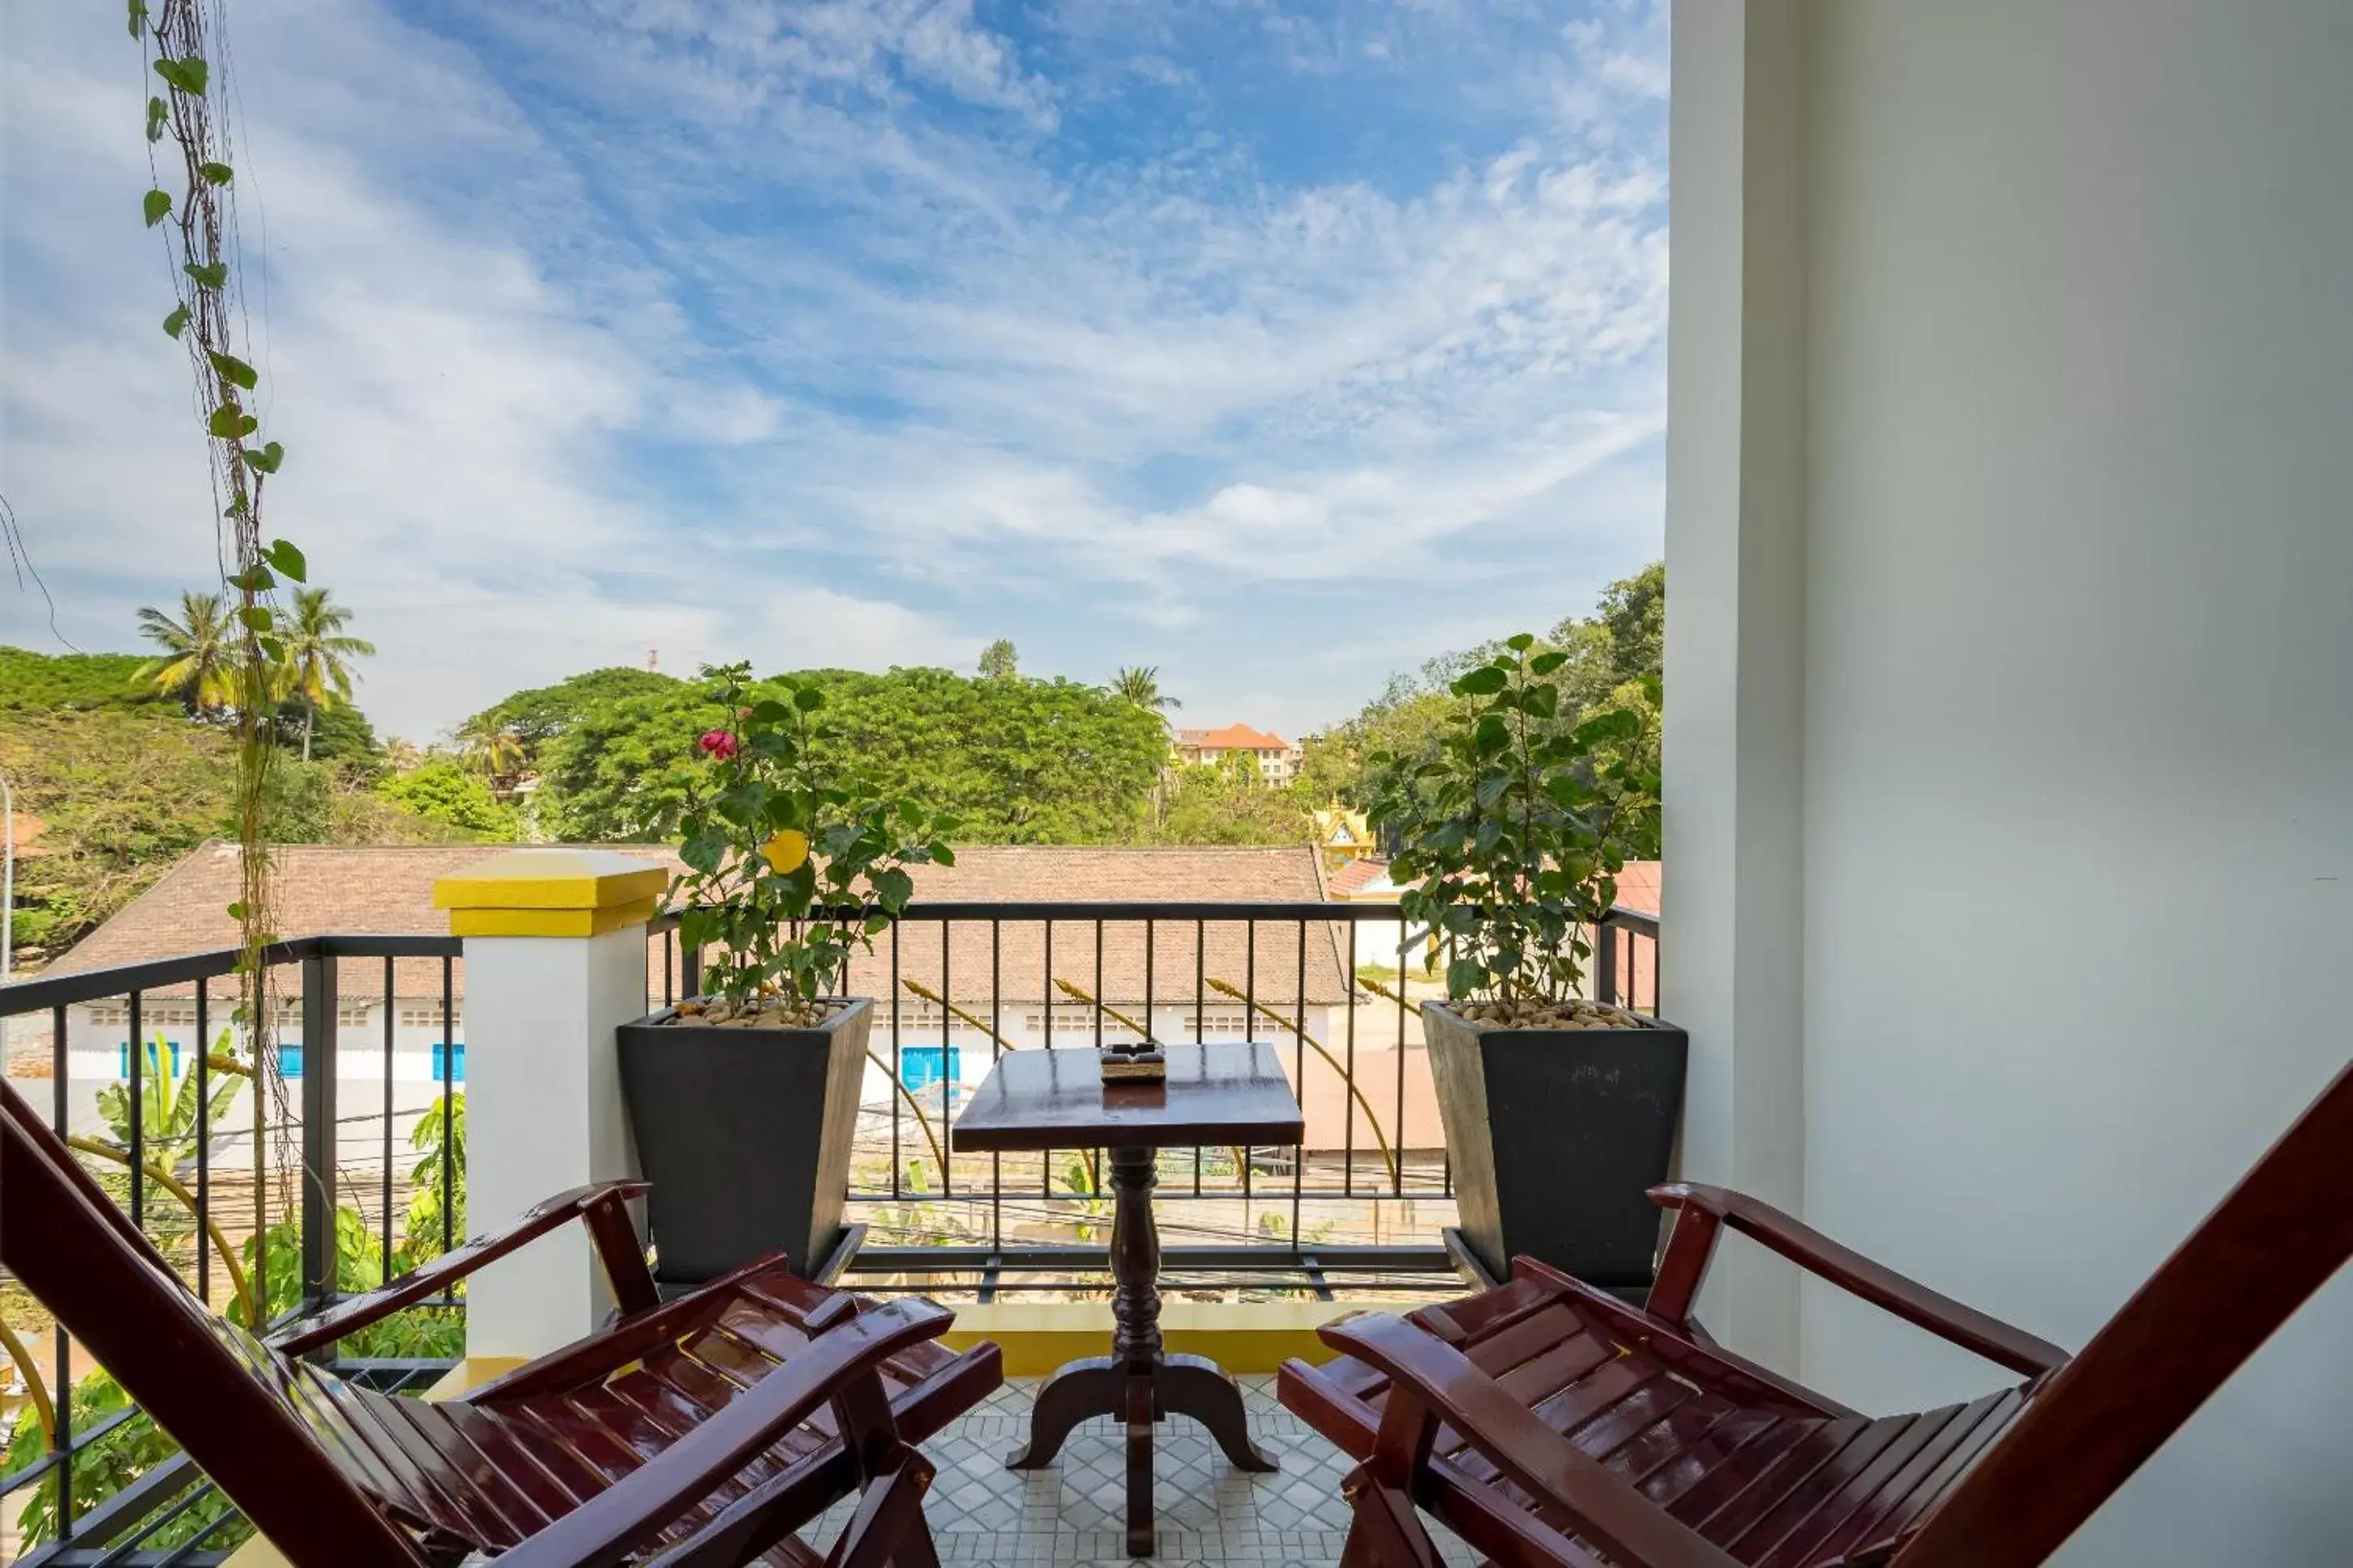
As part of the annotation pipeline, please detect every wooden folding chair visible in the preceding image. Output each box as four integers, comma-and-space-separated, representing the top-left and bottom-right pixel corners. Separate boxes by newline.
1281, 1061, 2353, 1566
1, 1078, 1002, 1566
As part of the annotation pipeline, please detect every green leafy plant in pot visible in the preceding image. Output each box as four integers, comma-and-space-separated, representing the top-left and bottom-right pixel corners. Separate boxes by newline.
619, 662, 956, 1283
1367, 634, 1683, 1291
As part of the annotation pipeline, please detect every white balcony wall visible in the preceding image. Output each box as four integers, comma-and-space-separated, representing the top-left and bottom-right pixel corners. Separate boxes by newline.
1668, 2, 2353, 1560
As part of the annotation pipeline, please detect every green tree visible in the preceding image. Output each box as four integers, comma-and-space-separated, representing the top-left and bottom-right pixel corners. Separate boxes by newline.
275, 587, 375, 762
1111, 665, 1179, 714
978, 639, 1019, 681
0, 647, 159, 710
378, 761, 520, 837
532, 666, 1168, 845
1303, 563, 1665, 849
1158, 751, 1313, 845
456, 716, 527, 790
275, 695, 383, 770
134, 591, 239, 714
464, 666, 680, 767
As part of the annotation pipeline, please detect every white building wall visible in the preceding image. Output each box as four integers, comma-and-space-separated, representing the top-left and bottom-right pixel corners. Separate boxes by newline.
1670, 2, 2353, 1559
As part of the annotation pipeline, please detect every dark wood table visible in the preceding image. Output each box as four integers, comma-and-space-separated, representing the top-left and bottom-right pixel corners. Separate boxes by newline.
951, 1041, 1307, 1557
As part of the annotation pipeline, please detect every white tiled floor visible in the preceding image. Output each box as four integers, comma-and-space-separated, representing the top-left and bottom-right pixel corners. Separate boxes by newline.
807, 1376, 1482, 1568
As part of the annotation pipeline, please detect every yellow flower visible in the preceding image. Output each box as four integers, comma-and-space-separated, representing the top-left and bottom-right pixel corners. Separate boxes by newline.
760, 829, 810, 875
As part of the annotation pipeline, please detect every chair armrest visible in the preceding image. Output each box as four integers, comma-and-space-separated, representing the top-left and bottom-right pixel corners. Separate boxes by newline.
1324, 1311, 1743, 1568
495, 1297, 953, 1568
270, 1181, 652, 1356
1646, 1184, 2068, 1378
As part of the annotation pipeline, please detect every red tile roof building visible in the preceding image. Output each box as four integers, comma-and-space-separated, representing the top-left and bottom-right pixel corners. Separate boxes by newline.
1172, 723, 1303, 785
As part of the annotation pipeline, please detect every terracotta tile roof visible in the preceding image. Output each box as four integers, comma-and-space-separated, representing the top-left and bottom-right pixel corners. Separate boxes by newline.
1177, 723, 1292, 751
1325, 857, 1392, 897
44, 842, 1352, 1008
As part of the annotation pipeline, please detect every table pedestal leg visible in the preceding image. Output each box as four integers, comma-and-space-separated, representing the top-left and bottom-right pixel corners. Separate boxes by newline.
1006, 1144, 1276, 1557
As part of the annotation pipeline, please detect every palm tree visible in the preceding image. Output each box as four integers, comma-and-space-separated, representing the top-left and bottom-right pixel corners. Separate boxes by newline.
458, 719, 527, 791
135, 592, 239, 714
1112, 665, 1180, 714
276, 587, 376, 762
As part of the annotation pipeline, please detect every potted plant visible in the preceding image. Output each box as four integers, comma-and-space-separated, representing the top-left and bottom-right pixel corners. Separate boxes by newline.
618, 662, 956, 1284
1368, 635, 1683, 1293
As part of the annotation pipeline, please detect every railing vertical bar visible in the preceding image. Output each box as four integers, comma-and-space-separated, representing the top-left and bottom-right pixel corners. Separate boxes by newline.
195, 979, 212, 1303
1041, 918, 1053, 1200
890, 921, 903, 1200
127, 988, 145, 1234
1395, 917, 1408, 1197
1342, 919, 1357, 1198
53, 1001, 75, 1540
1290, 917, 1306, 1254
440, 955, 455, 1259
1243, 922, 1255, 1206
299, 951, 339, 1313
1093, 917, 1105, 1190
382, 955, 396, 1288
1651, 925, 1662, 1016
990, 918, 1003, 1253
939, 916, 952, 1198
1194, 918, 1205, 1195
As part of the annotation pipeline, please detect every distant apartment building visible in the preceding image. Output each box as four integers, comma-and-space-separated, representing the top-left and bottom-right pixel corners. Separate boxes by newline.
1173, 723, 1303, 786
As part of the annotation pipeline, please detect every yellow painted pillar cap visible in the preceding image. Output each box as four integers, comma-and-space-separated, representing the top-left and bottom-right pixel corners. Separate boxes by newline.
433, 848, 669, 938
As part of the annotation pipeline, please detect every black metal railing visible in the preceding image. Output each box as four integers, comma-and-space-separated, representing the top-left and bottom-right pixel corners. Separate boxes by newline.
0, 900, 1660, 1560
0, 934, 466, 1566
648, 900, 1664, 1300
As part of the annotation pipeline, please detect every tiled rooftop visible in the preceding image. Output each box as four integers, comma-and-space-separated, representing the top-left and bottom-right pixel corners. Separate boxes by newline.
805, 1376, 1480, 1568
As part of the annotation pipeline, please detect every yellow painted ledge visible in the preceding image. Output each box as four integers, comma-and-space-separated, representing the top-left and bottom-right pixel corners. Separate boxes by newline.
939, 1300, 1358, 1378
434, 848, 669, 910
448, 895, 661, 938
225, 1308, 1352, 1564
434, 848, 668, 937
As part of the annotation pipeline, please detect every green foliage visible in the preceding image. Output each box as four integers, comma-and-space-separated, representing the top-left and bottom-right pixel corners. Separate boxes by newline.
275, 696, 383, 768
0, 646, 160, 710
0, 1096, 463, 1553
0, 707, 242, 957
532, 666, 1167, 846
0, 1369, 246, 1553
468, 665, 682, 753
135, 591, 240, 712
275, 587, 374, 762
233, 1208, 463, 1360
672, 664, 956, 1012
1110, 665, 1179, 713
378, 761, 520, 837
95, 1031, 246, 1177
1368, 637, 1658, 1006
978, 639, 1018, 681
1157, 751, 1314, 845
0, 693, 462, 961
1305, 563, 1664, 852
405, 1092, 465, 1258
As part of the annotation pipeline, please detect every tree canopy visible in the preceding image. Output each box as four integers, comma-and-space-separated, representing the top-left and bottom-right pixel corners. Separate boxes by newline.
1300, 562, 1664, 852
528, 664, 1169, 844
0, 647, 160, 711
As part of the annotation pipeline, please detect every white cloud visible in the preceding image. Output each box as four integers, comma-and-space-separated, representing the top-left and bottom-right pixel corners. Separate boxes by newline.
2, 0, 1670, 738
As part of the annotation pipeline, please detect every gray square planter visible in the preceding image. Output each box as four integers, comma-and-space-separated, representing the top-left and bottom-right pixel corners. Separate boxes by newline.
617, 996, 871, 1284
1423, 998, 1689, 1290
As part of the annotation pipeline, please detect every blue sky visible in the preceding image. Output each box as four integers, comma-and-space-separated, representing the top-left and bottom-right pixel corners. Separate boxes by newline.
0, 0, 1666, 742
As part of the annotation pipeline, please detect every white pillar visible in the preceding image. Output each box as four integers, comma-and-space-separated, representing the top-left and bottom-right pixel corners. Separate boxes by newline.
433, 850, 664, 1359
1661, 0, 1809, 1373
